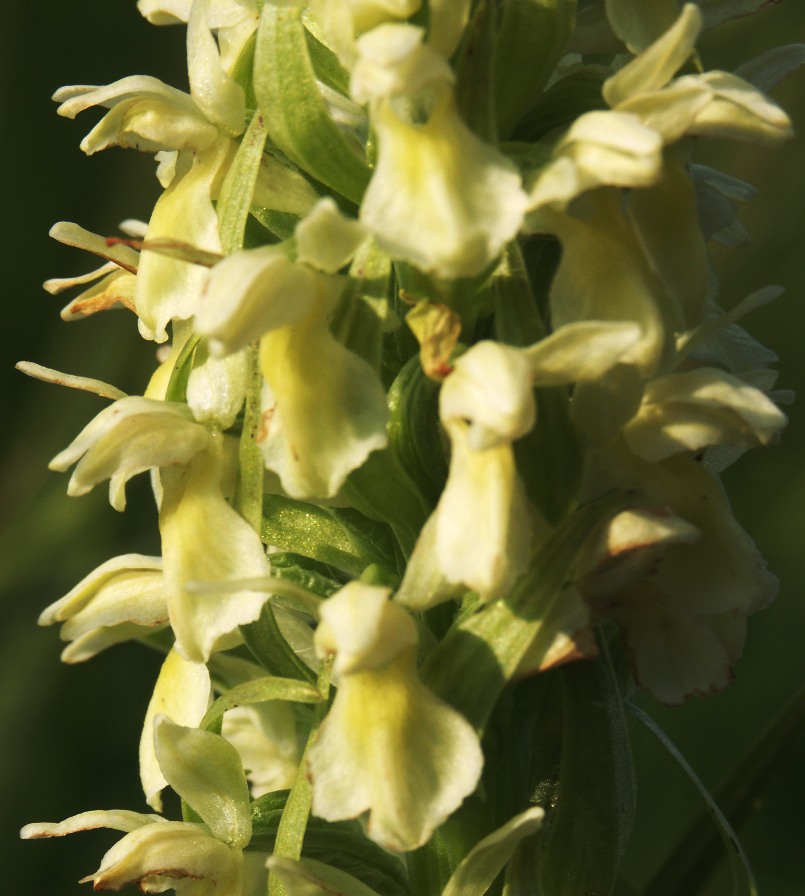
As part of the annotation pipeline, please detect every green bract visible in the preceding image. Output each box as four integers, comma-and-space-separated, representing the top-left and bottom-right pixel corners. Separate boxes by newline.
21, 1, 798, 894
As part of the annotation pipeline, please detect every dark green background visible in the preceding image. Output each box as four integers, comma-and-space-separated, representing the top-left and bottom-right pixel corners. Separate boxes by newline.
1, 3, 803, 893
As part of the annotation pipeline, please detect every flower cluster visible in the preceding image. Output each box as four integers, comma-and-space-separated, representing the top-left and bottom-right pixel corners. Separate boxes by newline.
21, 1, 796, 894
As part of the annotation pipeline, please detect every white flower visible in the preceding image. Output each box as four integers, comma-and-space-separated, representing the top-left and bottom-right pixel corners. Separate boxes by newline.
583, 447, 778, 704
37, 554, 167, 663
356, 25, 528, 278
22, 718, 254, 895
398, 342, 539, 606
622, 367, 787, 461
307, 583, 483, 851
257, 281, 389, 499
159, 435, 272, 662
49, 396, 211, 510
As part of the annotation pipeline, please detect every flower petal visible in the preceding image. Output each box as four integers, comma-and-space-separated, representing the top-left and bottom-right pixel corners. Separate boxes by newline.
49, 396, 211, 510
623, 367, 786, 461
195, 246, 317, 357
434, 421, 535, 600
221, 703, 299, 797
266, 856, 382, 896
159, 438, 272, 662
257, 285, 389, 499
85, 822, 243, 895
140, 647, 211, 812
440, 341, 536, 449
295, 198, 367, 274
21, 810, 163, 840
308, 647, 482, 851
188, 0, 246, 135
136, 140, 232, 343
313, 582, 417, 676
442, 807, 544, 896
154, 717, 252, 848
187, 347, 249, 428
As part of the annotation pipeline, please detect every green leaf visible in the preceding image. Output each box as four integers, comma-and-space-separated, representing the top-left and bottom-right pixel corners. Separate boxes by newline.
164, 331, 199, 404
304, 27, 350, 96
254, 6, 370, 204
493, 242, 582, 524
512, 66, 607, 142
261, 494, 373, 576
454, 0, 498, 143
494, 0, 578, 140
326, 507, 400, 572
241, 602, 317, 683
735, 43, 805, 93
250, 205, 301, 240
423, 494, 627, 730
696, 0, 782, 30
341, 447, 432, 559
329, 285, 387, 374
387, 355, 449, 506
201, 676, 322, 732
231, 31, 258, 115
269, 552, 345, 598
538, 639, 636, 896
269, 658, 333, 896
237, 344, 265, 532
251, 795, 411, 896
217, 112, 268, 255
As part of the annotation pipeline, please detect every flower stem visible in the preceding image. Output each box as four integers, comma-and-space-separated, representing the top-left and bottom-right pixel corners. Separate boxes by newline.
268, 655, 333, 896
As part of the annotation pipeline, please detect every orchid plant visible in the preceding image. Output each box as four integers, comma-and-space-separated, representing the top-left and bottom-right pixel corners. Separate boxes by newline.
18, 1, 801, 894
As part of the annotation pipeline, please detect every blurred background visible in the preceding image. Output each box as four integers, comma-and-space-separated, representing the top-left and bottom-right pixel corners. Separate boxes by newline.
1, 2, 803, 893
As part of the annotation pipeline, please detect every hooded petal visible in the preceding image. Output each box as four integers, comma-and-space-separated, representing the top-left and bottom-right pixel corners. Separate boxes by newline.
187, 348, 249, 428
440, 341, 536, 449
314, 582, 417, 676
54, 76, 218, 155
39, 554, 163, 626
308, 0, 423, 69
349, 23, 453, 104
38, 554, 167, 662
528, 110, 663, 212
295, 198, 367, 274
195, 246, 317, 357
84, 822, 243, 895
49, 396, 211, 510
623, 367, 787, 461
